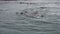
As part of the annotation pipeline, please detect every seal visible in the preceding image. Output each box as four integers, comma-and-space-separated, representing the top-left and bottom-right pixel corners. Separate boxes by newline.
20, 7, 46, 19
20, 11, 44, 19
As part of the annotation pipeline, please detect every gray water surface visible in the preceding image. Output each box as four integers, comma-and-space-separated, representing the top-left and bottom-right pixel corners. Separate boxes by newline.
0, 1, 60, 34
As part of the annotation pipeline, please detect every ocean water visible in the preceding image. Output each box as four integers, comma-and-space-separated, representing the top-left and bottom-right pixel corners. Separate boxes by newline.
0, 1, 60, 34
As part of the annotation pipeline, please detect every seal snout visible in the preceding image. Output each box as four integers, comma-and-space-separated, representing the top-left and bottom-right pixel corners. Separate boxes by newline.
20, 12, 24, 15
